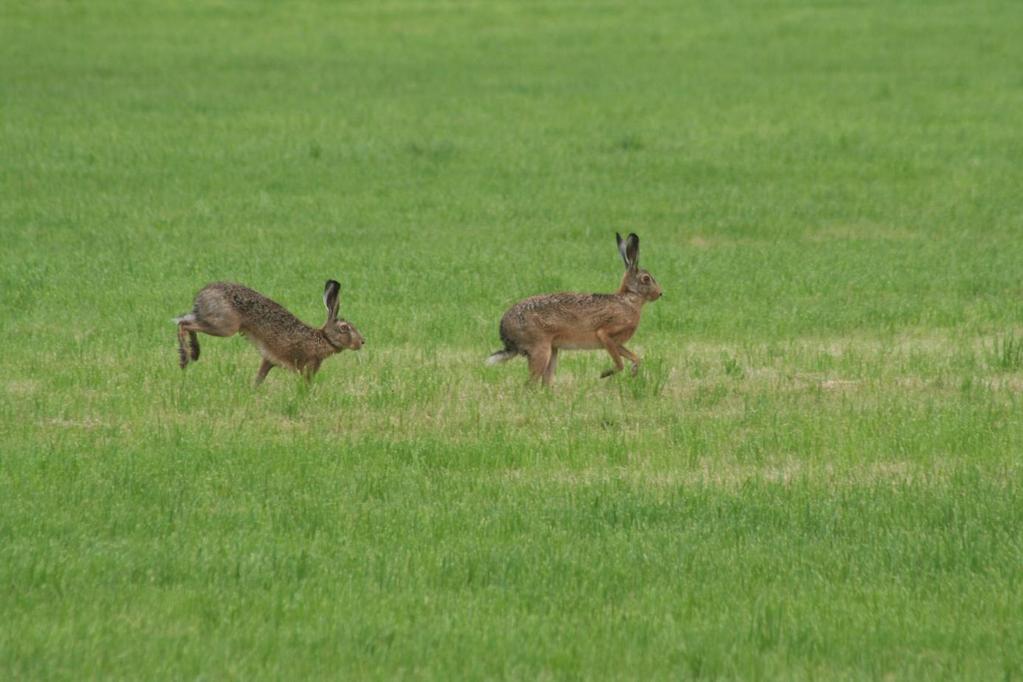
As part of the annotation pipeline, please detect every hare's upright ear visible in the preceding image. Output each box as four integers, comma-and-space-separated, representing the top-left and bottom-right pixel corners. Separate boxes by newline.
625, 233, 640, 271
617, 232, 639, 272
323, 279, 341, 322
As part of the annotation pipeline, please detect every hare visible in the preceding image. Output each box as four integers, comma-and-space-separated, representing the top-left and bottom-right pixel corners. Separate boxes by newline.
487, 233, 662, 386
174, 279, 363, 385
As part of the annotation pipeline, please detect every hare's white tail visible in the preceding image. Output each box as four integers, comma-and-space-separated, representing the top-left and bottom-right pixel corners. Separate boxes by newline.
173, 313, 196, 325
486, 350, 517, 366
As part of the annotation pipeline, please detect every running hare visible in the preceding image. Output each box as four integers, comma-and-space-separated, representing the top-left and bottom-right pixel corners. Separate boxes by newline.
488, 233, 662, 385
175, 280, 363, 385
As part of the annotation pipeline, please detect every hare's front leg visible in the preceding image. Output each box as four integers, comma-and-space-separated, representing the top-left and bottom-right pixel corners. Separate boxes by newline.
301, 359, 322, 384
617, 345, 640, 376
597, 329, 625, 378
254, 359, 275, 386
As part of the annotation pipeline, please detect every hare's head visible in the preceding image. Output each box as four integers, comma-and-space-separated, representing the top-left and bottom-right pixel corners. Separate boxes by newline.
321, 280, 364, 351
616, 233, 662, 302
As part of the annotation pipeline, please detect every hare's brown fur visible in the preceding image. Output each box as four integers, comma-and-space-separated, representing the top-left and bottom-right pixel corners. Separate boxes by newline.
176, 281, 363, 385
489, 233, 661, 386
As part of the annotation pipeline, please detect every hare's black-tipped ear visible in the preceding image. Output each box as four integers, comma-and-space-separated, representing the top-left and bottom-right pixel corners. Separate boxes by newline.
616, 232, 630, 270
625, 233, 640, 271
323, 279, 341, 321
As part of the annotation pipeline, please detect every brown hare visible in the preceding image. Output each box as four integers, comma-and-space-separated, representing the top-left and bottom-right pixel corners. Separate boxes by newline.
487, 233, 662, 386
175, 280, 363, 385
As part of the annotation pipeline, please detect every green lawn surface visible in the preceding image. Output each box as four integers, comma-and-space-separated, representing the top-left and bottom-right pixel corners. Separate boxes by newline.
2, 1, 1022, 679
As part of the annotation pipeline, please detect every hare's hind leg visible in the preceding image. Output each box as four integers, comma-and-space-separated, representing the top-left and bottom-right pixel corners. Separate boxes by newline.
176, 323, 192, 369
526, 345, 552, 384
176, 312, 229, 368
542, 348, 559, 386
176, 314, 204, 368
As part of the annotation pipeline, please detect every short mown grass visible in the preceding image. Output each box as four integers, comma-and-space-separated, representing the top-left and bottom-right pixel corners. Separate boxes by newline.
2, 1, 1022, 679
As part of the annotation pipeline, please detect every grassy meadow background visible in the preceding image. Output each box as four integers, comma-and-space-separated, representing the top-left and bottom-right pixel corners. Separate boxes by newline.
2, 0, 1023, 678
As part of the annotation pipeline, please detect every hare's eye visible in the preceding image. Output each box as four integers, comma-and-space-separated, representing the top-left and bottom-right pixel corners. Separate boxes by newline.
641, 275, 651, 284
340, 324, 350, 332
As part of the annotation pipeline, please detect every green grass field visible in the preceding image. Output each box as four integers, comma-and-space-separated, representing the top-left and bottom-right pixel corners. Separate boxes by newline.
3, 1, 1022, 678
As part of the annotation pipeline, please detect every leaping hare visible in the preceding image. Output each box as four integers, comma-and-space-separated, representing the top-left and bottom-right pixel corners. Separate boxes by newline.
175, 280, 363, 385
487, 233, 662, 386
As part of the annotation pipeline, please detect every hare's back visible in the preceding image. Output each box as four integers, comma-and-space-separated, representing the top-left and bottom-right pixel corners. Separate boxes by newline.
504, 292, 624, 333
196, 283, 306, 337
